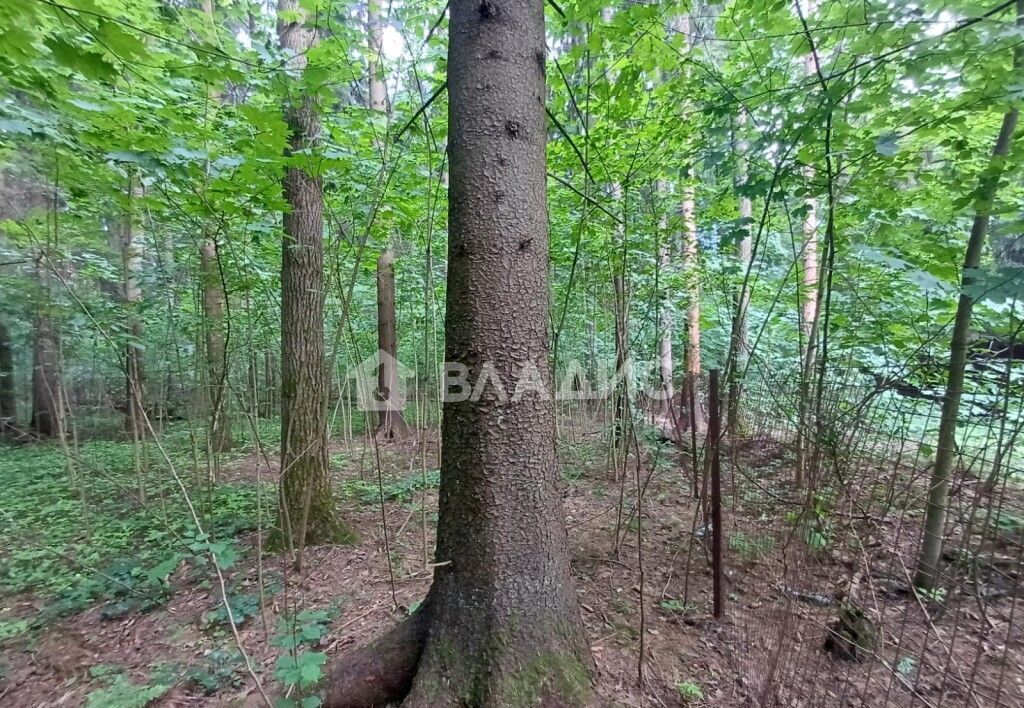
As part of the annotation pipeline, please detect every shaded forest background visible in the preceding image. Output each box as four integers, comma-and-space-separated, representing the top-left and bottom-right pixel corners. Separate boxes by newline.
1, 0, 1023, 706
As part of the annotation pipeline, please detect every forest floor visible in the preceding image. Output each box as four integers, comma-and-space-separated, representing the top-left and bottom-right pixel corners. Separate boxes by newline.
1, 413, 1021, 707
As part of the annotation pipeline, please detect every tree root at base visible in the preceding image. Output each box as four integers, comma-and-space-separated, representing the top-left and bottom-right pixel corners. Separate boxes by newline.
320, 608, 430, 708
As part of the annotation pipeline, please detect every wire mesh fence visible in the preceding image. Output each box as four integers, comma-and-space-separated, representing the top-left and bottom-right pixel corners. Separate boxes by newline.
721, 361, 1024, 707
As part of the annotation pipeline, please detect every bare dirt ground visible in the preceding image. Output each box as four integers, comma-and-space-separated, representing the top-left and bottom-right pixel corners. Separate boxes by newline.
2, 417, 1022, 707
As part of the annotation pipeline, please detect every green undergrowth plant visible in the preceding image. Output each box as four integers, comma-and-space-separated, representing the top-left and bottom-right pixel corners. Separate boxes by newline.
188, 648, 246, 694
85, 664, 172, 708
914, 585, 947, 604
728, 531, 775, 562
675, 680, 704, 703
2, 432, 270, 626
557, 436, 604, 481
271, 605, 339, 707
989, 509, 1024, 537
786, 490, 836, 556
340, 469, 439, 506
203, 575, 281, 632
204, 591, 261, 629
659, 599, 697, 615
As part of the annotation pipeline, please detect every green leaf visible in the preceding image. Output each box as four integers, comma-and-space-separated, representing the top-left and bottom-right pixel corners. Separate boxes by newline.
297, 652, 326, 686
145, 554, 182, 584
98, 20, 148, 61
44, 37, 117, 82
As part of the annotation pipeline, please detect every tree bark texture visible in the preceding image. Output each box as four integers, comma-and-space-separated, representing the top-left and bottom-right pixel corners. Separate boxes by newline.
796, 161, 819, 487
367, 0, 388, 112
656, 182, 674, 419
0, 320, 15, 429
405, 0, 593, 700
121, 177, 146, 442
31, 309, 60, 437
323, 1, 594, 704
201, 0, 232, 454
727, 108, 752, 434
275, 0, 347, 552
375, 248, 410, 438
681, 167, 704, 434
614, 273, 630, 450
801, 163, 818, 354
201, 238, 231, 453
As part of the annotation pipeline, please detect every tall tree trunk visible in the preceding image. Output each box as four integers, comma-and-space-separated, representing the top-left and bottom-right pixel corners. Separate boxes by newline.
656, 182, 674, 419
367, 6, 406, 439
800, 163, 819, 355
0, 319, 15, 431
405, 0, 593, 697
613, 273, 630, 457
610, 181, 629, 452
323, 1, 594, 703
201, 239, 231, 453
795, 51, 820, 488
119, 177, 148, 503
375, 248, 410, 438
121, 176, 146, 444
367, 0, 387, 112
275, 0, 347, 556
261, 348, 277, 418
727, 109, 752, 434
676, 10, 703, 433
201, 0, 232, 455
31, 316, 60, 437
681, 165, 704, 434
31, 256, 61, 438
916, 62, 1021, 590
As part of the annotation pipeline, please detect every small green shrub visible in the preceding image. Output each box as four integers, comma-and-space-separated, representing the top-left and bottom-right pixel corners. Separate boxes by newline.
269, 605, 339, 705
188, 649, 244, 694
914, 586, 946, 604
675, 680, 704, 702
659, 599, 696, 615
896, 655, 917, 679
341, 470, 439, 505
86, 673, 169, 708
204, 592, 261, 628
0, 619, 30, 641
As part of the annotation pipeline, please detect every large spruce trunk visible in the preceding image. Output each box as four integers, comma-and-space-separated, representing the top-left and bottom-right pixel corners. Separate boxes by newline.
405, 0, 593, 700
275, 0, 347, 555
323, 0, 594, 704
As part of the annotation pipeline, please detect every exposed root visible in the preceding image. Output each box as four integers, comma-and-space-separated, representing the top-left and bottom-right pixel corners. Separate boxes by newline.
321, 608, 429, 708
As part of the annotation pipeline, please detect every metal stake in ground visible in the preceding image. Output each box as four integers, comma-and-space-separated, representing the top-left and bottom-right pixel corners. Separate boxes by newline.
709, 368, 725, 620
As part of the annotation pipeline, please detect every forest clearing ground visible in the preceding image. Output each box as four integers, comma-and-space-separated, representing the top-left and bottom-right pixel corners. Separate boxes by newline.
1, 415, 1021, 706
